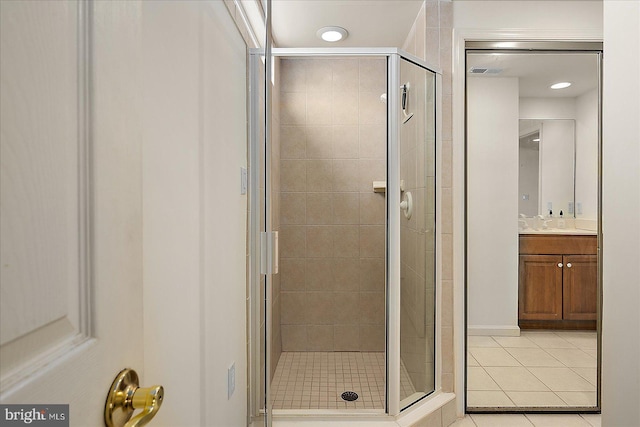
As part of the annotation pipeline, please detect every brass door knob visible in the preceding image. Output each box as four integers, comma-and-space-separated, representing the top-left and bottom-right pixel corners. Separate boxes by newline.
105, 369, 164, 427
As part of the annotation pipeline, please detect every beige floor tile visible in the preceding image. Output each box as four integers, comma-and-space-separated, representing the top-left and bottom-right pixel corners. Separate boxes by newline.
449, 416, 477, 427
523, 333, 577, 349
556, 391, 597, 406
505, 348, 564, 367
467, 352, 480, 367
467, 367, 501, 391
525, 414, 592, 427
583, 348, 598, 359
467, 390, 516, 407
571, 367, 597, 386
545, 348, 597, 368
470, 414, 534, 427
492, 335, 539, 348
469, 347, 521, 367
580, 413, 602, 427
529, 367, 595, 392
468, 336, 500, 348
505, 391, 566, 407
485, 367, 550, 391
271, 351, 385, 410
554, 331, 597, 349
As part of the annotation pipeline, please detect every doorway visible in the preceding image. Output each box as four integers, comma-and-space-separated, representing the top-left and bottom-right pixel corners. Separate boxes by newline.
464, 42, 602, 412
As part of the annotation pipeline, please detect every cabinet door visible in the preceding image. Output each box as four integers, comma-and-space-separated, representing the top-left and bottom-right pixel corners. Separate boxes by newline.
563, 255, 598, 320
519, 255, 564, 320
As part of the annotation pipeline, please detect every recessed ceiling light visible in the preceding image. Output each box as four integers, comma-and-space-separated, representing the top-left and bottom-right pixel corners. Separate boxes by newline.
317, 26, 348, 42
550, 82, 572, 90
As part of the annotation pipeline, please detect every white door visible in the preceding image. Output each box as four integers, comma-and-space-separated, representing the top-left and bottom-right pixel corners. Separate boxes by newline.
1, 1, 147, 424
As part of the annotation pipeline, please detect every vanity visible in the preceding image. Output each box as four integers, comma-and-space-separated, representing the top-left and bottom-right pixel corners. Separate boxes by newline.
518, 228, 597, 330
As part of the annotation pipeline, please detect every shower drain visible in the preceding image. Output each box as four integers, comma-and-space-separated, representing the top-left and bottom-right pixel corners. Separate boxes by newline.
341, 391, 359, 402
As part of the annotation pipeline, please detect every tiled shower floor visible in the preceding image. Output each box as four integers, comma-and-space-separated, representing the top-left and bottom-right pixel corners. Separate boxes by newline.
271, 352, 385, 410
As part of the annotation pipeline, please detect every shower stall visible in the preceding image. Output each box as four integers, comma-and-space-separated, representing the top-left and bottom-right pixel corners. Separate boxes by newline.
249, 48, 441, 424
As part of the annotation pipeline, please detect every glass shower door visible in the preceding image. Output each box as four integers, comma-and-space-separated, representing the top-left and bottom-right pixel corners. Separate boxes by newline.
398, 57, 437, 410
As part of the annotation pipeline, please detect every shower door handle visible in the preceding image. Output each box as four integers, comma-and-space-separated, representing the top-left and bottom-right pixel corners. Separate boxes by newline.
260, 231, 279, 275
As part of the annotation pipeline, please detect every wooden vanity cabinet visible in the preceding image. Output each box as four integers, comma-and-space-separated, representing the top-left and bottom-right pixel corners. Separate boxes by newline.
519, 235, 597, 330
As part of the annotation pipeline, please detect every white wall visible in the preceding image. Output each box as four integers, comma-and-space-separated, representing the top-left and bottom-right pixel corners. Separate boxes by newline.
520, 97, 575, 120
453, 1, 602, 30
142, 2, 247, 426
601, 2, 640, 426
467, 77, 520, 336
575, 89, 598, 220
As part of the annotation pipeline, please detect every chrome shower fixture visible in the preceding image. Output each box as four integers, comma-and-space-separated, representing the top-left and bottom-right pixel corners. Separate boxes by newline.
401, 83, 414, 124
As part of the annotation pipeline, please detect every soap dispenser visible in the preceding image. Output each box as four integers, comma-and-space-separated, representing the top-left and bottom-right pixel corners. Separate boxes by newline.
558, 210, 566, 229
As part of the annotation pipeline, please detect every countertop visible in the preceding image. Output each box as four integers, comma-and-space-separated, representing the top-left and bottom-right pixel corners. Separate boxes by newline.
519, 228, 597, 236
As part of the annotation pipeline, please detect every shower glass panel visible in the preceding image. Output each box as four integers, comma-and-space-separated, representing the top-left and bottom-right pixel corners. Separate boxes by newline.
399, 58, 437, 409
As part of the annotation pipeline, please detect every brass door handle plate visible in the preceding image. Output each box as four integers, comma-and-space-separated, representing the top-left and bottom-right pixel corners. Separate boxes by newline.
105, 369, 164, 427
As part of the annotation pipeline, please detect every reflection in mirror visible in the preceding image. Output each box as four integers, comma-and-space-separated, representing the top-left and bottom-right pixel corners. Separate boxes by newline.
466, 49, 600, 411
519, 119, 575, 218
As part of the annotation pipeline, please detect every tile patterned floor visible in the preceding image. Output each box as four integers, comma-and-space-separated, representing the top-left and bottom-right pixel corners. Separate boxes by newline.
271, 351, 385, 410
451, 413, 601, 427
467, 330, 597, 408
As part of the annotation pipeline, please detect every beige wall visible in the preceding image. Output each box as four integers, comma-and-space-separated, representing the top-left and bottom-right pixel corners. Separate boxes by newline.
278, 57, 387, 352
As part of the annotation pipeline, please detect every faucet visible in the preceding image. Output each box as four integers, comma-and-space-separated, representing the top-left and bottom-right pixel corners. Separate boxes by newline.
536, 215, 544, 230
543, 219, 552, 229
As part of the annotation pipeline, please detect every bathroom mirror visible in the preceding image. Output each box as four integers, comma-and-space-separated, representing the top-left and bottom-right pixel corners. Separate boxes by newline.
466, 47, 601, 412
519, 119, 575, 218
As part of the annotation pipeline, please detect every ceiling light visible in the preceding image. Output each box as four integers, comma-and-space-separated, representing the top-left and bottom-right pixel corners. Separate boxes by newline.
317, 26, 348, 42
550, 82, 572, 90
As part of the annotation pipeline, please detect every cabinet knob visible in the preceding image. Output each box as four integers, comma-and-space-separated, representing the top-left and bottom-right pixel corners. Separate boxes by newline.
566, 263, 572, 268
558, 263, 563, 268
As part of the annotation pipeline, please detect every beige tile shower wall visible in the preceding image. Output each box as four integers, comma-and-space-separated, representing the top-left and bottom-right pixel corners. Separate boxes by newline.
438, 0, 454, 396
279, 57, 387, 352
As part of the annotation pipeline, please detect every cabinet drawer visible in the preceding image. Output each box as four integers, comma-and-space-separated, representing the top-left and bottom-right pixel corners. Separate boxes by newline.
519, 235, 597, 255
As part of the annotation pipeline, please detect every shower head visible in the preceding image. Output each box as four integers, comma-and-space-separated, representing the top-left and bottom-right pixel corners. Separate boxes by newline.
402, 111, 414, 124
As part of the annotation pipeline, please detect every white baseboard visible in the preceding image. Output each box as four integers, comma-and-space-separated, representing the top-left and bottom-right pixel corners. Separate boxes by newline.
467, 325, 520, 337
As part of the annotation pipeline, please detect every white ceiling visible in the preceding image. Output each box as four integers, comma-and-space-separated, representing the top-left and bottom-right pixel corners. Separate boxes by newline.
271, 0, 424, 48
467, 53, 599, 98
270, 2, 599, 98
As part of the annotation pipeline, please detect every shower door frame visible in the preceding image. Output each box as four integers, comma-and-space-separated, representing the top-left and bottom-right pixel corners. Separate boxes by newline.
248, 47, 443, 422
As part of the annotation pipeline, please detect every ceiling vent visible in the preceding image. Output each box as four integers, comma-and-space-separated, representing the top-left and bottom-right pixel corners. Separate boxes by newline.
468, 66, 503, 75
